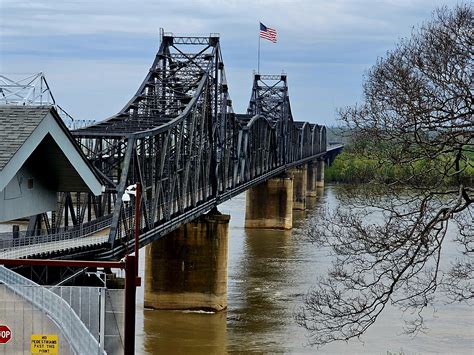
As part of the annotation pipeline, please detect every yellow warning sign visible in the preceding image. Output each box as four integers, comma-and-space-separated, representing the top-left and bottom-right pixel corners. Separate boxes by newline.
30, 334, 58, 354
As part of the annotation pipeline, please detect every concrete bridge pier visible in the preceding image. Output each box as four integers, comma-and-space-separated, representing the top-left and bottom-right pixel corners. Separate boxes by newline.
306, 161, 318, 197
288, 166, 307, 210
245, 176, 293, 229
316, 159, 325, 188
144, 210, 230, 311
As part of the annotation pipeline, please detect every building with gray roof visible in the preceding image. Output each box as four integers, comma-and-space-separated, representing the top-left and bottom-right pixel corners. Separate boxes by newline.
0, 105, 103, 222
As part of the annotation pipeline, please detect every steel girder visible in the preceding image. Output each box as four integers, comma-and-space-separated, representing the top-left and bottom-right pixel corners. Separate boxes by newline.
38, 34, 328, 259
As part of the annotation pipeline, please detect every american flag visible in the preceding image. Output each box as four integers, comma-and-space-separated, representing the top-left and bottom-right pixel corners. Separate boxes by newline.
260, 23, 277, 43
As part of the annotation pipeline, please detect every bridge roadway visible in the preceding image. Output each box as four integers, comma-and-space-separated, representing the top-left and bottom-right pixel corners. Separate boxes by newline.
96, 145, 343, 261
0, 34, 343, 262
0, 228, 109, 259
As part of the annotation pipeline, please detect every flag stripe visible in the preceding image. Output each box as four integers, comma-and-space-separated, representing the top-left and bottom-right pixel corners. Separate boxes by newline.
260, 22, 277, 43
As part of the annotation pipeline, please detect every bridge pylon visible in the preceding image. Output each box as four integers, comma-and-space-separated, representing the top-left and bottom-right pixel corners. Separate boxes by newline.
288, 165, 307, 210
316, 159, 325, 188
144, 210, 230, 311
306, 161, 318, 197
245, 176, 294, 230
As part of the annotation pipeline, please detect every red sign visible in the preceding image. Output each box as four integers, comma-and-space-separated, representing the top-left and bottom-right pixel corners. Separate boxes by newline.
0, 325, 12, 344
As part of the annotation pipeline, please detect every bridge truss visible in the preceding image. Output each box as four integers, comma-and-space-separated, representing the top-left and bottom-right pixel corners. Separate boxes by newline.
21, 33, 327, 260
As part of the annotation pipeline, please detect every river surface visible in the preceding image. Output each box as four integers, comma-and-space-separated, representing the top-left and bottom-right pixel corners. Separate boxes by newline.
133, 185, 473, 354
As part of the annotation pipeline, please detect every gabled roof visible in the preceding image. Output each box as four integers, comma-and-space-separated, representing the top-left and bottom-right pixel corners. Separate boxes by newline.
0, 105, 104, 195
0, 106, 51, 171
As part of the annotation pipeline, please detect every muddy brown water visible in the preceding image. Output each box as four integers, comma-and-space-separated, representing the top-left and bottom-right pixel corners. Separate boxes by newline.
135, 186, 474, 354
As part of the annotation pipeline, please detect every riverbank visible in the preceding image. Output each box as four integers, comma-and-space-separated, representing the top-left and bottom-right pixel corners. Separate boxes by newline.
325, 151, 474, 185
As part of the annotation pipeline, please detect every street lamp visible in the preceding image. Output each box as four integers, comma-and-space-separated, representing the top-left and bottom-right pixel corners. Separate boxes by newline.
122, 182, 141, 286
121, 182, 141, 354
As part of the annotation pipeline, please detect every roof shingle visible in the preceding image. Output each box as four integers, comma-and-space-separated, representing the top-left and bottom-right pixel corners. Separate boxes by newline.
0, 105, 51, 171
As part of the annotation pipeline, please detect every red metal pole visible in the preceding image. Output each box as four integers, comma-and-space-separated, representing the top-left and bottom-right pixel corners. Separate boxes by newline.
124, 255, 136, 355
134, 182, 141, 286
0, 259, 124, 269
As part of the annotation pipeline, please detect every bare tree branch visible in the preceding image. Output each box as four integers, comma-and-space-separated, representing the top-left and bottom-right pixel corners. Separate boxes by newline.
296, 4, 473, 347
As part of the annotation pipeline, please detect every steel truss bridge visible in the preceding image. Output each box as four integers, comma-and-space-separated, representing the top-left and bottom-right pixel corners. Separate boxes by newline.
2, 33, 340, 262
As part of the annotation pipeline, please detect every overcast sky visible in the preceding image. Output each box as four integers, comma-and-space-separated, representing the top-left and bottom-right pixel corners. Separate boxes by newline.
0, 0, 461, 125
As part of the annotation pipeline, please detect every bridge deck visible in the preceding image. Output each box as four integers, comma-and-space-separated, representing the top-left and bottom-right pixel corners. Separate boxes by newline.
0, 145, 343, 260
0, 229, 109, 259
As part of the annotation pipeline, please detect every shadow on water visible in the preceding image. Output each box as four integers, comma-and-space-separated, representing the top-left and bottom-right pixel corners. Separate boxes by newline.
227, 228, 293, 345
225, 189, 330, 353
143, 310, 227, 355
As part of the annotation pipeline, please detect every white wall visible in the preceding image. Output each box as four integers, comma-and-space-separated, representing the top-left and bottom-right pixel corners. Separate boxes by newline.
0, 165, 56, 222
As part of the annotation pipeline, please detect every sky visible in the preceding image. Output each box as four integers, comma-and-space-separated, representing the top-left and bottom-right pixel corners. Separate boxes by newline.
0, 0, 462, 126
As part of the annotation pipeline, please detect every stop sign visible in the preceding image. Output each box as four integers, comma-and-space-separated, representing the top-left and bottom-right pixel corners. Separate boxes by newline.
0, 325, 12, 344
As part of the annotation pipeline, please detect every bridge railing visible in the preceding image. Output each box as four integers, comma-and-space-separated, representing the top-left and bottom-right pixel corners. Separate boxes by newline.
0, 266, 105, 354
0, 215, 112, 252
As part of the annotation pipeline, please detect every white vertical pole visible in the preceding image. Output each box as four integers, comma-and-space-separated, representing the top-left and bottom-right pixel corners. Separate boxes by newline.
79, 287, 82, 320
258, 27, 261, 74
99, 288, 106, 354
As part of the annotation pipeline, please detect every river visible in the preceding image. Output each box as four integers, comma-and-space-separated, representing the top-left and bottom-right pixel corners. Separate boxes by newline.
134, 185, 474, 354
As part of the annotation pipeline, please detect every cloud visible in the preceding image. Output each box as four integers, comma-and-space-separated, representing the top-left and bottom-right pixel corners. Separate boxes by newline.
0, 0, 460, 124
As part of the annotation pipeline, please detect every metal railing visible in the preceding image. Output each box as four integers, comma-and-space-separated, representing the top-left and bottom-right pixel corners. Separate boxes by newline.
47, 286, 124, 354
0, 215, 112, 252
0, 235, 110, 259
0, 266, 105, 354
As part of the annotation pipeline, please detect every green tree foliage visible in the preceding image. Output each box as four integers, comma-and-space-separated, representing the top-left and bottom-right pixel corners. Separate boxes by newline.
326, 149, 474, 185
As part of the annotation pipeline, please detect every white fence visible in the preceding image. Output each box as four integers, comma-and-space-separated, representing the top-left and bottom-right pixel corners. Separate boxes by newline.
0, 266, 107, 354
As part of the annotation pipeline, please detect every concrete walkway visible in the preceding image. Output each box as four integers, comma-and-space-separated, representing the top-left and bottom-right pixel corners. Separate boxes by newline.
0, 228, 110, 259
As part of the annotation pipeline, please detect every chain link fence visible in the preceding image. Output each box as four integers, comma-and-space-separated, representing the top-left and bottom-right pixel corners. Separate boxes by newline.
47, 286, 125, 354
0, 267, 124, 354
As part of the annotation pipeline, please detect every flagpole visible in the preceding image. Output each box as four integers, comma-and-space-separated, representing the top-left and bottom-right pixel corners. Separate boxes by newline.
257, 25, 261, 74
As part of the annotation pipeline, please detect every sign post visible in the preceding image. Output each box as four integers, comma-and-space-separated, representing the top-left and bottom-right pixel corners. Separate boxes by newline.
0, 325, 12, 344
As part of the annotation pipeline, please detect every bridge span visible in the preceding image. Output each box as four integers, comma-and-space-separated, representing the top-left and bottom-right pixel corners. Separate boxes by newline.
1, 33, 342, 313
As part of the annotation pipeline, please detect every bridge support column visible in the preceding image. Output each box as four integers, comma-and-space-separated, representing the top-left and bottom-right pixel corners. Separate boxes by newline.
144, 211, 230, 311
289, 166, 307, 210
316, 159, 325, 188
245, 176, 293, 229
306, 161, 318, 197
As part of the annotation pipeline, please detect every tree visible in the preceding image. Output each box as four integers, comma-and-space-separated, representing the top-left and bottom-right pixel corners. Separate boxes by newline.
296, 4, 473, 346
